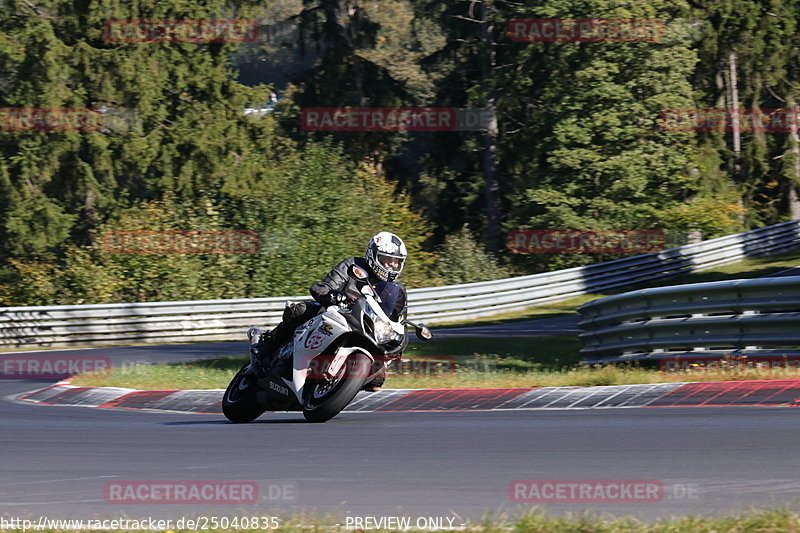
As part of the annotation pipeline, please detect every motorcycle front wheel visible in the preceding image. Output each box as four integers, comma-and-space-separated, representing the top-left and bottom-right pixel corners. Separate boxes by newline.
303, 352, 371, 423
222, 364, 266, 423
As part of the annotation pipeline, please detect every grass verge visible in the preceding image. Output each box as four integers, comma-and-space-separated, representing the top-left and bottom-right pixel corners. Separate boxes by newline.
431, 294, 600, 328
6, 506, 800, 532
6, 246, 800, 356
435, 246, 800, 329
70, 334, 800, 390
57, 248, 800, 391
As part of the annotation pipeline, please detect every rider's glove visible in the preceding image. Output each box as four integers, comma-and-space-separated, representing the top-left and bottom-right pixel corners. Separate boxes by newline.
327, 290, 354, 307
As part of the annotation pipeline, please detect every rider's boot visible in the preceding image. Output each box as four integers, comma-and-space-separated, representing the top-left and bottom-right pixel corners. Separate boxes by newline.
247, 328, 266, 373
253, 302, 320, 373
256, 319, 298, 368
254, 330, 277, 369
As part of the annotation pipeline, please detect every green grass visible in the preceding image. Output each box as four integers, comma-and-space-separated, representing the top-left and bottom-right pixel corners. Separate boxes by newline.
646, 245, 800, 286
432, 294, 601, 328
405, 335, 583, 366
373, 360, 800, 389
502, 506, 800, 533
70, 355, 247, 390
6, 245, 800, 356
436, 246, 800, 328
70, 334, 800, 390
9, 505, 800, 532
40, 247, 800, 389
71, 335, 583, 389
66, 335, 580, 389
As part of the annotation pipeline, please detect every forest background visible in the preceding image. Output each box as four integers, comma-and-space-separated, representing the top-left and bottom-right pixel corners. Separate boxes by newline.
1, 0, 797, 305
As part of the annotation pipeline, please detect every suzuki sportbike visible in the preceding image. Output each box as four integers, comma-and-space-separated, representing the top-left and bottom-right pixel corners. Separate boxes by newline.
222, 278, 432, 423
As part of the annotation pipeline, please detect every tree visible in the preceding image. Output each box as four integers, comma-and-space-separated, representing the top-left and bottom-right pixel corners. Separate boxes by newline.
0, 0, 281, 261
0, 0, 439, 304
0, 142, 438, 304
689, 0, 800, 225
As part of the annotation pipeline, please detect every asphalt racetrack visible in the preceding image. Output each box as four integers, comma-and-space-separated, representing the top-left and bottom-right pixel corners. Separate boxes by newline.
2, 318, 800, 524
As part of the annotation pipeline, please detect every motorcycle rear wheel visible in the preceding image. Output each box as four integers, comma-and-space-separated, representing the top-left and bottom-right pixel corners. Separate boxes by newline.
303, 352, 370, 423
222, 364, 266, 423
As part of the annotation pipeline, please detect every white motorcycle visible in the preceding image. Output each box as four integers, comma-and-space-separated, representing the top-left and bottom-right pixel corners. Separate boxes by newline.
223, 278, 432, 423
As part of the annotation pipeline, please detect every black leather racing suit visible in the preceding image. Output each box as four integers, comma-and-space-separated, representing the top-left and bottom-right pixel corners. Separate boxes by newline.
312, 257, 407, 322
262, 257, 408, 361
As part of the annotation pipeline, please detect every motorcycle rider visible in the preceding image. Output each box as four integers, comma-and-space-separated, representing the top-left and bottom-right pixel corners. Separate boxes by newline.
255, 231, 409, 391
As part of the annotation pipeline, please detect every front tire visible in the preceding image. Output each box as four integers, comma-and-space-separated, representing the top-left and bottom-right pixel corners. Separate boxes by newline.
223, 364, 266, 423
303, 353, 370, 423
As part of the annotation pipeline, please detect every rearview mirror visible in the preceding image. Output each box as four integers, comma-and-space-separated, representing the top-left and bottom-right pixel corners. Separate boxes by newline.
415, 325, 432, 341
403, 319, 433, 341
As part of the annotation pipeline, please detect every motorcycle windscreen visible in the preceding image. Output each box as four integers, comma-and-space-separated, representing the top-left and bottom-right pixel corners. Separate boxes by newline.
374, 281, 405, 321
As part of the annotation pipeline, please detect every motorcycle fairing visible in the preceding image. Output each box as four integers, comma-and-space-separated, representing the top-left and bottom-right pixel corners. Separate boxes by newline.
286, 313, 350, 401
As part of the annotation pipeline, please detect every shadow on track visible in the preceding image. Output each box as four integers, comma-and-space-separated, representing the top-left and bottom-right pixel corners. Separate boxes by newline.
163, 418, 309, 425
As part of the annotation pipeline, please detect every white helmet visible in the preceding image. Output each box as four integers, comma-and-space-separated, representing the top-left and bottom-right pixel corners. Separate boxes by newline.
366, 232, 407, 282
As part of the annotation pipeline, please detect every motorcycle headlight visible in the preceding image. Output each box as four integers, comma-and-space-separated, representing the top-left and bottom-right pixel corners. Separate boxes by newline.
366, 308, 403, 345
373, 318, 400, 345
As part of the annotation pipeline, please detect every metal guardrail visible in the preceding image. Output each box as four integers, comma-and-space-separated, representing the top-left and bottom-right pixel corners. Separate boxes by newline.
578, 277, 800, 364
2, 219, 800, 348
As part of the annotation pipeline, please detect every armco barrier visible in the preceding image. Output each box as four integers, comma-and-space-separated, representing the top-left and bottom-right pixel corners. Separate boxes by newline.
578, 277, 800, 364
2, 220, 800, 347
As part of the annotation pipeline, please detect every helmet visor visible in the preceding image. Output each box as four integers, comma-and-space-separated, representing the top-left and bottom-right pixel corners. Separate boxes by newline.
377, 252, 404, 273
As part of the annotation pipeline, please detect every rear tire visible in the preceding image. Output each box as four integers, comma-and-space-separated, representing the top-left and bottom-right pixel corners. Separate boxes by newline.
223, 364, 266, 423
303, 353, 370, 423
